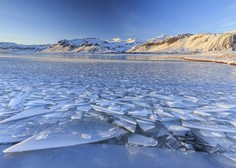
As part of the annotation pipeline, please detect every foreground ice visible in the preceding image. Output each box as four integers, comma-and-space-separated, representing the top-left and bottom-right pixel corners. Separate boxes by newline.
4, 119, 127, 153
1, 144, 229, 168
0, 56, 236, 167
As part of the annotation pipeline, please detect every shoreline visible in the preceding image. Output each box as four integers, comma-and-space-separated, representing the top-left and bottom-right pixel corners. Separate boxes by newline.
182, 57, 236, 66
0, 52, 236, 66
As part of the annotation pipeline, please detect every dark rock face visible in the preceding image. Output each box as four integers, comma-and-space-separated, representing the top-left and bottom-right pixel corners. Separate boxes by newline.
165, 34, 193, 45
233, 35, 236, 51
57, 40, 75, 50
58, 39, 68, 45
141, 34, 193, 47
80, 42, 93, 47
58, 40, 72, 47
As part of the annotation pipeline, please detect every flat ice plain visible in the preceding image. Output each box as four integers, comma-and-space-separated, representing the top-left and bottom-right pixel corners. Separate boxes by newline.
0, 54, 236, 168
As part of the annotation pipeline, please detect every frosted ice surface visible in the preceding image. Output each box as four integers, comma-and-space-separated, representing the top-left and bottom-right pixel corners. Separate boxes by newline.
113, 115, 137, 125
182, 121, 236, 133
8, 97, 22, 109
91, 105, 125, 115
76, 105, 91, 112
25, 100, 55, 106
223, 153, 236, 162
193, 131, 234, 148
81, 134, 91, 140
229, 120, 236, 127
199, 130, 226, 138
128, 109, 152, 117
70, 113, 83, 120
226, 133, 236, 140
36, 130, 50, 140
154, 110, 175, 118
0, 121, 50, 144
127, 134, 158, 147
167, 125, 190, 132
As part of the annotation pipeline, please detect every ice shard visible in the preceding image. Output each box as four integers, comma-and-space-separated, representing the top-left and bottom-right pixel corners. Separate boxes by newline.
113, 119, 136, 133
4, 119, 128, 153
91, 105, 125, 115
182, 120, 236, 133
136, 119, 156, 132
0, 107, 52, 124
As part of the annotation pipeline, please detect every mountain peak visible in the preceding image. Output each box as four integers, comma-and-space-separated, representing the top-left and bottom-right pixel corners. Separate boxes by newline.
43, 37, 142, 53
147, 34, 172, 43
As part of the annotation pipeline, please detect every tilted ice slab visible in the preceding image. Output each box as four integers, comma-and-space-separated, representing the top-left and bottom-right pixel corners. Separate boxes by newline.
0, 107, 52, 124
182, 120, 236, 133
193, 130, 234, 149
4, 119, 128, 153
91, 105, 125, 115
113, 119, 136, 133
136, 119, 156, 132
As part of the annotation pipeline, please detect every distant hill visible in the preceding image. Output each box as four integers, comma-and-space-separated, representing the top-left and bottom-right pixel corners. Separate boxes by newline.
0, 42, 50, 53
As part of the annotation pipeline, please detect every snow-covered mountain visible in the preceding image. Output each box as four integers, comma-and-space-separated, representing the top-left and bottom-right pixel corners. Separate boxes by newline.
1, 31, 236, 54
128, 32, 236, 53
42, 38, 142, 53
0, 42, 50, 53
146, 34, 172, 43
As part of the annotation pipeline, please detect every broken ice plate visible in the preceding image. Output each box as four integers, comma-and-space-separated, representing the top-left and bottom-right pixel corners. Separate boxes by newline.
113, 119, 136, 133
182, 120, 236, 133
4, 119, 128, 153
0, 107, 52, 124
91, 105, 125, 115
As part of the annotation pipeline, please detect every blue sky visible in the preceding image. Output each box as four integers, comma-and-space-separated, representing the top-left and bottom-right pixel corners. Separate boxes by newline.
0, 0, 236, 44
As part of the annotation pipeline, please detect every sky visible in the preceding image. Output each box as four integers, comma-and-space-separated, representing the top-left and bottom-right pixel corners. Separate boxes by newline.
0, 0, 236, 44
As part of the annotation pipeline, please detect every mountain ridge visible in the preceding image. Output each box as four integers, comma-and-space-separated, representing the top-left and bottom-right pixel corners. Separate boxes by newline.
42, 37, 142, 53
0, 31, 236, 54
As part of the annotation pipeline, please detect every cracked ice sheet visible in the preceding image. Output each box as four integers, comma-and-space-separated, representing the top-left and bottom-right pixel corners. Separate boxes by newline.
0, 56, 236, 166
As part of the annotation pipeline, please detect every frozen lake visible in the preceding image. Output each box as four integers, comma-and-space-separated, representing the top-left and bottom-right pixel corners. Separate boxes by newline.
0, 55, 236, 168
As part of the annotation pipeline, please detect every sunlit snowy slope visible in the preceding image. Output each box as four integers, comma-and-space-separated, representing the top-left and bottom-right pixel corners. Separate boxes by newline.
129, 32, 236, 53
